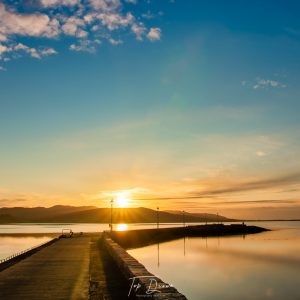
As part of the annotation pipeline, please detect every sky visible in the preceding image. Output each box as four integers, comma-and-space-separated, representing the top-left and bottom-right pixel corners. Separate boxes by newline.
0, 0, 300, 219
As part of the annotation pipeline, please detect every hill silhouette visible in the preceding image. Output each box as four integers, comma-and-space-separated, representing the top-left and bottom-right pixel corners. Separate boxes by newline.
0, 205, 235, 223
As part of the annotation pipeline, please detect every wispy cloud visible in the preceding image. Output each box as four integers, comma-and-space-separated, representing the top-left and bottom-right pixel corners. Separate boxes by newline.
189, 172, 300, 198
70, 39, 101, 53
255, 151, 267, 157
0, 198, 28, 205
127, 172, 300, 202
253, 78, 286, 89
0, 0, 162, 64
242, 78, 287, 89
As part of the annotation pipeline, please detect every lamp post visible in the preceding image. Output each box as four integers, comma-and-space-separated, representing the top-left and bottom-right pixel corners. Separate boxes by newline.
156, 207, 159, 229
110, 199, 114, 232
182, 210, 186, 227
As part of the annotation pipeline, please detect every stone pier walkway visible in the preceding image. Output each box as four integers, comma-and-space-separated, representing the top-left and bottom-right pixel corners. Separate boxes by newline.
0, 235, 92, 300
0, 235, 91, 300
0, 233, 129, 300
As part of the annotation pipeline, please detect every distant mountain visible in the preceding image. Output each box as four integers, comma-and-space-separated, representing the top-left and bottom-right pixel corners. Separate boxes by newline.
0, 205, 235, 223
165, 210, 230, 222
0, 205, 96, 223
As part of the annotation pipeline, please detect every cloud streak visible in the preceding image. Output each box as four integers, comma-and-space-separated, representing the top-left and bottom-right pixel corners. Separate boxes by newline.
190, 172, 300, 198
130, 172, 300, 203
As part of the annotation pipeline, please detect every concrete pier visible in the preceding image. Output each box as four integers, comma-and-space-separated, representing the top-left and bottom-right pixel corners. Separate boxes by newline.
0, 235, 91, 300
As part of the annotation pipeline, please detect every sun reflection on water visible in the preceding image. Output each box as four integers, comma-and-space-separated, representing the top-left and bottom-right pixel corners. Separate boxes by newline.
116, 224, 128, 231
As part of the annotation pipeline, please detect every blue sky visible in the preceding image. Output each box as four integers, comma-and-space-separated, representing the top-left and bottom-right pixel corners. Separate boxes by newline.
0, 0, 300, 219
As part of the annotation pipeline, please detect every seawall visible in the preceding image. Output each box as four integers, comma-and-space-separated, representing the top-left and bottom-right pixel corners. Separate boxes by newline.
103, 234, 187, 299
110, 223, 268, 249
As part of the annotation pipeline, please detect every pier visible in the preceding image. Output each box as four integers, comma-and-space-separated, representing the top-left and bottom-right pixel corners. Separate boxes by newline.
0, 224, 267, 299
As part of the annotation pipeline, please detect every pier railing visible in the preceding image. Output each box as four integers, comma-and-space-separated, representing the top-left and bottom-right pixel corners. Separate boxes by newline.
0, 237, 58, 269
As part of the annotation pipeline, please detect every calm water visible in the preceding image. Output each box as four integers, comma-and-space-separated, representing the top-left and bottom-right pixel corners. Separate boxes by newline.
128, 221, 300, 300
0, 222, 199, 234
0, 236, 53, 260
0, 222, 193, 260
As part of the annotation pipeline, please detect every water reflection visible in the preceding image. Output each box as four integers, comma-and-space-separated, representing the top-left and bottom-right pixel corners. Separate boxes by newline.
128, 221, 300, 300
116, 224, 128, 231
0, 236, 52, 260
0, 222, 209, 234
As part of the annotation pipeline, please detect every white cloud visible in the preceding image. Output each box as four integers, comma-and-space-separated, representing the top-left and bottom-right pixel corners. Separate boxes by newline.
77, 29, 88, 38
84, 14, 95, 23
70, 39, 100, 53
131, 22, 146, 40
108, 38, 122, 45
61, 16, 87, 37
0, 32, 7, 42
89, 0, 121, 11
96, 12, 134, 30
40, 48, 58, 56
14, 43, 57, 59
0, 3, 59, 40
0, 0, 161, 66
40, 0, 81, 7
147, 27, 161, 41
0, 44, 10, 55
253, 78, 286, 89
62, 22, 78, 35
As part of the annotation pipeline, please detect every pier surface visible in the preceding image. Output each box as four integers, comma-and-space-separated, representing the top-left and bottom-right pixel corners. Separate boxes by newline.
0, 235, 91, 300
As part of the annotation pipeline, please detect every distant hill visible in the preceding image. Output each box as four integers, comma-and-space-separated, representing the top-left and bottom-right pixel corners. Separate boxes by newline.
0, 205, 235, 223
165, 210, 230, 222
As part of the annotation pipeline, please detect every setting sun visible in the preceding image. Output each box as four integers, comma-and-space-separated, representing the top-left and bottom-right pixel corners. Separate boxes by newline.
115, 193, 130, 208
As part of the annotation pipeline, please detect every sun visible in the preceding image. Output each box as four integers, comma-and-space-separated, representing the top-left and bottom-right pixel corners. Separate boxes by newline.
115, 193, 130, 208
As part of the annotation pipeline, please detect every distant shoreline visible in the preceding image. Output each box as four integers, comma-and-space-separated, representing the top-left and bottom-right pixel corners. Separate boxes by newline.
0, 219, 300, 226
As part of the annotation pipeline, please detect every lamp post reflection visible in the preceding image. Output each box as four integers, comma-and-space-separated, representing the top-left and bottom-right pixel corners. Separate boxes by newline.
157, 242, 160, 268
110, 199, 114, 232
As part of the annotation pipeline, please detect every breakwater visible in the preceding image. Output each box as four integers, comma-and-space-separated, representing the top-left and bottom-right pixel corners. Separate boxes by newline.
110, 224, 268, 248
103, 234, 187, 299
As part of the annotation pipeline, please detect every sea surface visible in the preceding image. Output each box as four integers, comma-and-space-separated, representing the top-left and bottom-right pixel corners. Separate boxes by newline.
128, 221, 300, 300
1, 221, 300, 299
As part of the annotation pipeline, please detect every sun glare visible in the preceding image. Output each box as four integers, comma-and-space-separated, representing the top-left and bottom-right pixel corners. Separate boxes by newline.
116, 224, 128, 231
115, 193, 130, 208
